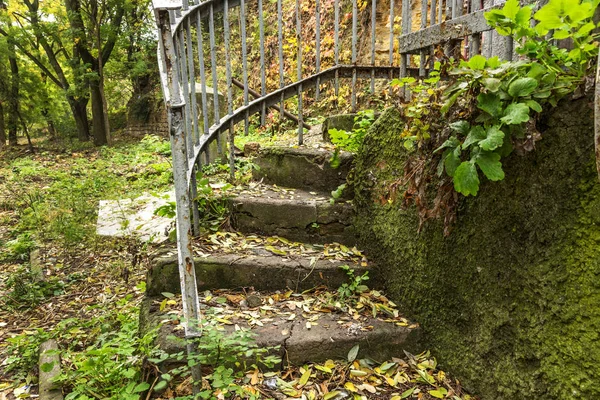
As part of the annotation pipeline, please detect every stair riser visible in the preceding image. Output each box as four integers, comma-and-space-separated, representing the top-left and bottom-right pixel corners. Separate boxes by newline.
230, 198, 356, 246
253, 148, 353, 193
147, 254, 371, 296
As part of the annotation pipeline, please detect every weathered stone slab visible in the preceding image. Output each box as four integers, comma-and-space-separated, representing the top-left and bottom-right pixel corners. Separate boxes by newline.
252, 147, 353, 193
146, 252, 371, 296
230, 189, 355, 245
39, 340, 63, 400
96, 192, 174, 243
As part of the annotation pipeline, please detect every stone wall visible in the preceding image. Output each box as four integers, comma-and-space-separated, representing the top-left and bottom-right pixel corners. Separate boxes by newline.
353, 96, 600, 399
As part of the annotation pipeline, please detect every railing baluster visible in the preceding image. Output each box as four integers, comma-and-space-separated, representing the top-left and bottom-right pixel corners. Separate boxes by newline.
420, 0, 428, 77
296, 0, 303, 144
470, 0, 481, 57
400, 0, 411, 97
277, 0, 285, 123
177, 30, 193, 160
195, 12, 209, 137
208, 3, 222, 157
438, 0, 444, 24
240, 0, 249, 136
351, 0, 358, 112
259, 0, 266, 125
185, 17, 198, 145
334, 0, 340, 98
224, 0, 235, 180
389, 0, 395, 80
315, 0, 321, 100
370, 0, 377, 93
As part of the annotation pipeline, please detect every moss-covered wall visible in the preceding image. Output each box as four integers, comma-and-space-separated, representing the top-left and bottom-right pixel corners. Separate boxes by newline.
353, 97, 600, 399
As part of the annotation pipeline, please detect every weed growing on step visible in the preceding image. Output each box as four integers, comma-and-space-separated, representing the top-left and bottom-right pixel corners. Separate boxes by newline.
328, 109, 376, 168
337, 264, 370, 302
149, 317, 281, 399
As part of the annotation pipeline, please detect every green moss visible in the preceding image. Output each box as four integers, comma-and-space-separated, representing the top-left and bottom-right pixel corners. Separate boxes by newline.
354, 99, 600, 399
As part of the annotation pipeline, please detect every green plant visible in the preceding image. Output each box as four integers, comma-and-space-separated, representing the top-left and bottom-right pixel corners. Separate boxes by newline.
54, 296, 157, 400
3, 266, 66, 309
3, 328, 51, 383
384, 0, 598, 232
329, 109, 376, 168
435, 0, 598, 196
150, 320, 280, 399
2, 232, 36, 260
337, 264, 369, 301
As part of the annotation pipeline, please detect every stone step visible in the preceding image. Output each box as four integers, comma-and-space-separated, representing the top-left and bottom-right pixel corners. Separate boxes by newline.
252, 147, 353, 193
230, 188, 355, 245
141, 292, 422, 368
146, 252, 371, 296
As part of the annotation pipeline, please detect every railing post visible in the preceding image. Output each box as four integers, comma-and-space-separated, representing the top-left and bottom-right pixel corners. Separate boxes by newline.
154, 5, 202, 393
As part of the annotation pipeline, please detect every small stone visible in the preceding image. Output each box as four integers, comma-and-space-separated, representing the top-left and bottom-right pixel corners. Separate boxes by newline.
246, 294, 262, 308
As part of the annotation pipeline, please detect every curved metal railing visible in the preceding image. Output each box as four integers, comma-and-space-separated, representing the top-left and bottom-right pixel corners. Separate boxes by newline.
152, 0, 513, 338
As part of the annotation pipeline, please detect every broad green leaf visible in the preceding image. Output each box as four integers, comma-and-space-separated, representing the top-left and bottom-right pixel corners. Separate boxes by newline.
444, 147, 462, 177
133, 382, 150, 393
154, 380, 167, 391
161, 292, 174, 298
434, 136, 460, 153
502, 0, 520, 19
476, 151, 505, 181
463, 126, 487, 149
479, 126, 505, 151
486, 56, 501, 69
482, 78, 501, 92
515, 6, 533, 26
347, 344, 360, 362
401, 387, 416, 398
454, 162, 480, 196
324, 391, 341, 400
508, 77, 538, 97
468, 55, 487, 70
477, 92, 502, 117
525, 99, 542, 113
450, 120, 470, 135
501, 103, 530, 125
41, 362, 55, 373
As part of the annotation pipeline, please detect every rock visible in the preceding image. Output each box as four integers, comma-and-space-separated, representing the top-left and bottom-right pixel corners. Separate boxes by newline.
246, 293, 262, 308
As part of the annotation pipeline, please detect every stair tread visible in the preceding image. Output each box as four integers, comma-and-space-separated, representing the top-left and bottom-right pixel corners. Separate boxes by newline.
144, 289, 421, 367
147, 237, 373, 296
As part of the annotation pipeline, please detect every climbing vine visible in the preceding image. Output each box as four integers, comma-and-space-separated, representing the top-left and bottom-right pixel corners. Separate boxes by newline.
390, 0, 599, 231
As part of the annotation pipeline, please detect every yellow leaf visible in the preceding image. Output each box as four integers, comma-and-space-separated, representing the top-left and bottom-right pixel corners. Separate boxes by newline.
344, 382, 357, 392
323, 391, 341, 400
298, 368, 311, 387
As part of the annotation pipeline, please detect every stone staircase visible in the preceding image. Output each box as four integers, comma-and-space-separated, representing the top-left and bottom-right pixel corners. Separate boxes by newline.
141, 145, 422, 368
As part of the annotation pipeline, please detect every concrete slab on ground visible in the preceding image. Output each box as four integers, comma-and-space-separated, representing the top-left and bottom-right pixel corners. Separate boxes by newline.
96, 191, 174, 243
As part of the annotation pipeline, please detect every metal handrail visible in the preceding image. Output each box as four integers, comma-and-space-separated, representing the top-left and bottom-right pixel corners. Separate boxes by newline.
152, 0, 510, 343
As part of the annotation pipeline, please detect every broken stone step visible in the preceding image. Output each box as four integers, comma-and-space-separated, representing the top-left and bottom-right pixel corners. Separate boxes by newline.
146, 252, 372, 296
142, 298, 422, 368
252, 147, 353, 193
230, 189, 355, 246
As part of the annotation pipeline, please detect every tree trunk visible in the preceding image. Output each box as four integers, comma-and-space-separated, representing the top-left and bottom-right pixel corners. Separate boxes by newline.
90, 75, 110, 146
8, 39, 18, 147
0, 101, 6, 149
68, 96, 90, 141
